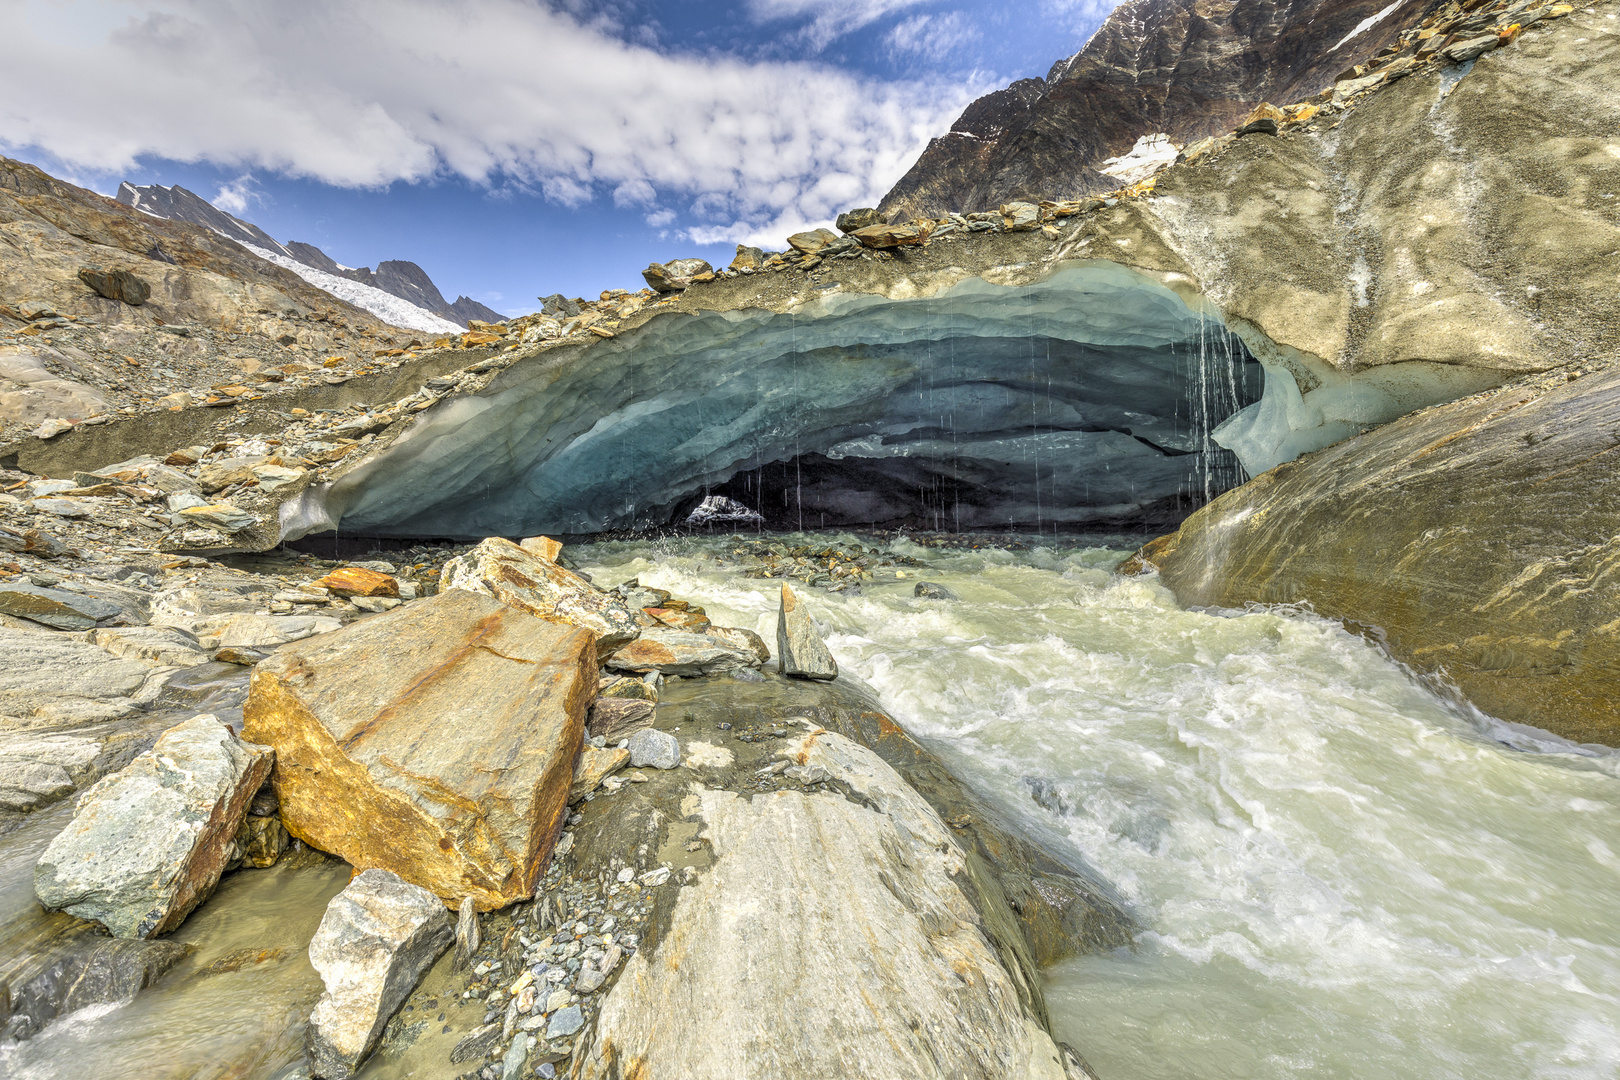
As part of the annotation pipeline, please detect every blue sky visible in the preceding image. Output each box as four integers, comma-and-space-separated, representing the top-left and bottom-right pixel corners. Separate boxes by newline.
1, 0, 1121, 314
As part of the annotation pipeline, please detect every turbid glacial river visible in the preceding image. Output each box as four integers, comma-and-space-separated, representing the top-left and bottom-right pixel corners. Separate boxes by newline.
582, 534, 1620, 1080
3, 533, 1617, 1079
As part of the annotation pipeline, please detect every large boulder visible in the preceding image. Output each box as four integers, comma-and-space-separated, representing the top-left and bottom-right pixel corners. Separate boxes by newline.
33, 714, 273, 938
440, 537, 639, 659
1129, 365, 1620, 746
574, 728, 1084, 1079
306, 868, 453, 1079
242, 589, 595, 909
777, 584, 837, 680
77, 267, 151, 305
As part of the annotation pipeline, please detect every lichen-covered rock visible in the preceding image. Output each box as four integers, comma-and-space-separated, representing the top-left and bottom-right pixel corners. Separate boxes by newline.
312, 567, 398, 597
242, 589, 594, 909
306, 868, 453, 1079
33, 713, 273, 938
777, 584, 836, 680
440, 537, 638, 658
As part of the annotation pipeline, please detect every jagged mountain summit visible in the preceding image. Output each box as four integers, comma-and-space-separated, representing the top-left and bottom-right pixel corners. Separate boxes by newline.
880, 0, 1436, 218
117, 183, 500, 330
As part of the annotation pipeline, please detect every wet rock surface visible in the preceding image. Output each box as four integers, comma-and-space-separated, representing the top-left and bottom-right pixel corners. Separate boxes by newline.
776, 583, 837, 680
33, 713, 272, 938
1130, 362, 1620, 747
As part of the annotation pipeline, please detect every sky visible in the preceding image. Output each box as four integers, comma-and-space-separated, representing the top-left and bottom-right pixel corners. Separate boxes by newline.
0, 0, 1125, 315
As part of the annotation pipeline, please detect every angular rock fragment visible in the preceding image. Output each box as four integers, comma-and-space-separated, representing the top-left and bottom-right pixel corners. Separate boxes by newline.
306, 868, 453, 1079
571, 745, 630, 800
454, 895, 480, 970
441, 537, 638, 658
1236, 101, 1285, 135
776, 584, 837, 680
641, 258, 713, 293
1000, 201, 1041, 231
787, 228, 842, 255
312, 567, 399, 597
243, 589, 595, 909
606, 627, 763, 676
0, 583, 121, 630
587, 697, 654, 743
626, 728, 679, 770
77, 267, 151, 305
90, 625, 210, 667
33, 714, 274, 938
519, 535, 563, 562
851, 223, 926, 249
708, 625, 770, 665
835, 207, 885, 233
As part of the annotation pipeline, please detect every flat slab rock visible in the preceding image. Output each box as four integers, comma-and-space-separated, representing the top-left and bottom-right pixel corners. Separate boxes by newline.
574, 728, 1081, 1080
307, 868, 453, 1079
33, 713, 273, 938
606, 627, 763, 677
440, 537, 638, 658
243, 588, 595, 909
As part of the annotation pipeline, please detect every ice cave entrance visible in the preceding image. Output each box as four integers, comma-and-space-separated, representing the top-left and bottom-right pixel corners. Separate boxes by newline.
312, 262, 1266, 539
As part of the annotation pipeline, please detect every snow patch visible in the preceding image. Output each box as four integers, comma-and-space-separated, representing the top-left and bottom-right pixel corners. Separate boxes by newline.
1098, 134, 1180, 187
240, 243, 462, 334
1333, 0, 1402, 51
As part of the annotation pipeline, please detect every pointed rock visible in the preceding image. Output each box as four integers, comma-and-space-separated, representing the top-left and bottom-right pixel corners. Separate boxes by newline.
242, 589, 595, 909
307, 869, 453, 1079
33, 714, 273, 938
454, 895, 480, 971
776, 584, 837, 681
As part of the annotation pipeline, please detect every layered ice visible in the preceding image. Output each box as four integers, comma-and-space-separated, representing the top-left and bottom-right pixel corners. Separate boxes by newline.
307, 262, 1263, 539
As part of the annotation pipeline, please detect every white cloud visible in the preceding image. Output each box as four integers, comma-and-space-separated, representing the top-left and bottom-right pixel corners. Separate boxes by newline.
886, 12, 978, 63
745, 0, 935, 53
1, 0, 982, 238
613, 179, 656, 208
212, 173, 260, 215
644, 208, 676, 227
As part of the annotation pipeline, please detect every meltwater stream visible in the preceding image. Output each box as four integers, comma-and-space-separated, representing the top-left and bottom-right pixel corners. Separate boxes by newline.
579, 534, 1620, 1080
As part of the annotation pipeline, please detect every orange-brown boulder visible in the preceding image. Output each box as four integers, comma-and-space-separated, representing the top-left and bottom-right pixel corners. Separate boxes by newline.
312, 567, 399, 598
242, 589, 594, 909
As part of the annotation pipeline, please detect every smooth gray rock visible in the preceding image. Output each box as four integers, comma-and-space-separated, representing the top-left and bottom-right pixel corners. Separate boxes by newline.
914, 581, 958, 600
90, 625, 210, 667
626, 728, 679, 770
0, 627, 165, 728
546, 1004, 584, 1039
33, 714, 274, 938
0, 734, 100, 811
306, 868, 453, 1079
501, 1033, 531, 1079
573, 729, 1079, 1079
0, 583, 120, 630
776, 584, 837, 681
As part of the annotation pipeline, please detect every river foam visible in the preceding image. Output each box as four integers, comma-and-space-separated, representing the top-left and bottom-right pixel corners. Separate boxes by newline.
581, 534, 1620, 1080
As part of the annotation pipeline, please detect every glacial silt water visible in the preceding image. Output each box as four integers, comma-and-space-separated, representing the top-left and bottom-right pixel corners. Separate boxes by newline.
580, 535, 1620, 1079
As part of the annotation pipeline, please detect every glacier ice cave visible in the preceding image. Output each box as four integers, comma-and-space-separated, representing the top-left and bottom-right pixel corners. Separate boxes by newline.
297, 263, 1265, 539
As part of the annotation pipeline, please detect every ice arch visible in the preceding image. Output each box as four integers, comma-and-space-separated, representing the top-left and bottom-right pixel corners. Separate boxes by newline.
303, 262, 1264, 539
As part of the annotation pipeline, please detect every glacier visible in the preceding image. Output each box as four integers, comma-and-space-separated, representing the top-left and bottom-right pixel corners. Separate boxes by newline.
297, 262, 1264, 540
241, 243, 464, 335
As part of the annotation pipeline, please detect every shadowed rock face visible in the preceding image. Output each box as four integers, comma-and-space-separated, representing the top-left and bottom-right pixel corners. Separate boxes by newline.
1130, 364, 1620, 747
879, 0, 1434, 218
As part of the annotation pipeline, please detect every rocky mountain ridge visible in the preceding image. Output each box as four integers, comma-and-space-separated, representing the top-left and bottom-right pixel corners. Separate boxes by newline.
880, 0, 1442, 217
117, 183, 502, 329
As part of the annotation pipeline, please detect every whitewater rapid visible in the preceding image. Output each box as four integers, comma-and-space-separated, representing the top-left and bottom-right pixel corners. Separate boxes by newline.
580, 534, 1620, 1080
